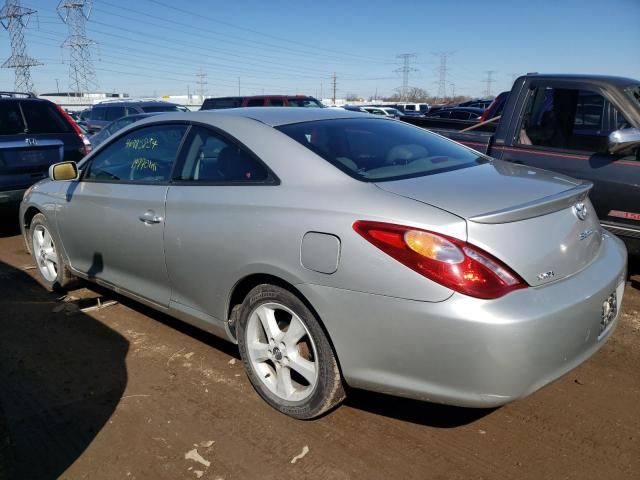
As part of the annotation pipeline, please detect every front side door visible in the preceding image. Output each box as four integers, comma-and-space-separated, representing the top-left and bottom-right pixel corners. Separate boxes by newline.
56, 123, 189, 306
495, 83, 640, 232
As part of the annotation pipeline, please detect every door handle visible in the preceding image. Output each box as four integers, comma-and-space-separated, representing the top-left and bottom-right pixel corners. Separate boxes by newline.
139, 210, 163, 224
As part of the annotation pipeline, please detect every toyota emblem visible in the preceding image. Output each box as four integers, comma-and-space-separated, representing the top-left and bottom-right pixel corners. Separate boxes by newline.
573, 202, 588, 221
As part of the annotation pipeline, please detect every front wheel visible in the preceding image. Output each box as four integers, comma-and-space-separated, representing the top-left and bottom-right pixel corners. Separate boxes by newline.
30, 213, 75, 291
236, 284, 345, 419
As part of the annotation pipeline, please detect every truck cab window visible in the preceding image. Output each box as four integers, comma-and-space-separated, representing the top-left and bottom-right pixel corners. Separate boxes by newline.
517, 87, 626, 153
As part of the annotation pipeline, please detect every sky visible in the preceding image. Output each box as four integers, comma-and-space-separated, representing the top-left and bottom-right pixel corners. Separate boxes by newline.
1, 0, 639, 100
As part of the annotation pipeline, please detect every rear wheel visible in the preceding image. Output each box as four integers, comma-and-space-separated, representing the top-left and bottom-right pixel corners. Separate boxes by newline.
237, 284, 345, 419
30, 213, 75, 291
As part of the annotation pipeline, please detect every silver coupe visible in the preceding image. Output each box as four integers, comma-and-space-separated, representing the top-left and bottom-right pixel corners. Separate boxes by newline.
20, 108, 627, 419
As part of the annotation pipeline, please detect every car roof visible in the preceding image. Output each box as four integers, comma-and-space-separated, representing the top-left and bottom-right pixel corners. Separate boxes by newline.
523, 73, 639, 88
93, 100, 177, 107
137, 107, 370, 127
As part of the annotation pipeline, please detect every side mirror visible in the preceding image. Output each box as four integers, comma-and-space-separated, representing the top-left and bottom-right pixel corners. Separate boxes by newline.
608, 127, 640, 155
49, 161, 79, 181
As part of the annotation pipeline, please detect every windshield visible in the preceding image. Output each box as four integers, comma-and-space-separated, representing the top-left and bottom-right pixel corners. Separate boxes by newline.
141, 105, 181, 113
277, 118, 487, 182
286, 98, 323, 108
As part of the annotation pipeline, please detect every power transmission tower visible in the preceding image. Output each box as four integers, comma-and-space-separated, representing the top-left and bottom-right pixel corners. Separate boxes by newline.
394, 53, 417, 100
57, 0, 97, 95
433, 52, 452, 101
331, 72, 337, 105
483, 70, 497, 97
195, 68, 207, 99
449, 82, 456, 100
0, 0, 42, 93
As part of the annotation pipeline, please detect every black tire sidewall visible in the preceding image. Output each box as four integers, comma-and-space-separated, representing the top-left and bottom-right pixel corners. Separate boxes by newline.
237, 284, 340, 419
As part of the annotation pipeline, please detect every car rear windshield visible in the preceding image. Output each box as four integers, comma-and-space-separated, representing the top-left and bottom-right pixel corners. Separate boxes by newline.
0, 100, 72, 135
277, 118, 487, 182
201, 98, 242, 110
286, 98, 323, 108
141, 105, 181, 113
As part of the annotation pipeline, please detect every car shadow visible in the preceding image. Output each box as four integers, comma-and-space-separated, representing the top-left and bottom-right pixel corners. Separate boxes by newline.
344, 388, 496, 428
629, 255, 640, 290
0, 260, 129, 480
0, 210, 21, 238
83, 282, 241, 360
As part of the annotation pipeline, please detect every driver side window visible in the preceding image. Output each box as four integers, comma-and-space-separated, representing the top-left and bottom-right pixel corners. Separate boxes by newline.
85, 124, 188, 183
517, 86, 630, 153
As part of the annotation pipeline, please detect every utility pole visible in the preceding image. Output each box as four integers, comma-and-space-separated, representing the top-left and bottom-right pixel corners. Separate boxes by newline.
331, 72, 337, 105
0, 0, 42, 93
195, 68, 207, 100
237, 76, 240, 95
483, 70, 497, 97
57, 0, 97, 95
433, 51, 453, 102
394, 53, 417, 101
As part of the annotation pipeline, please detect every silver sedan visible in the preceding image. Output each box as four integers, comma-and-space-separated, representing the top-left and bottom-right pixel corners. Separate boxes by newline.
20, 108, 627, 419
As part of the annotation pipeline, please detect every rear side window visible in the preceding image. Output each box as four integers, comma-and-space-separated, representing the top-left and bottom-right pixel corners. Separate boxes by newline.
85, 124, 187, 183
286, 98, 323, 108
105, 106, 127, 121
91, 108, 107, 121
277, 118, 486, 182
269, 99, 285, 106
141, 105, 180, 113
0, 102, 24, 135
176, 126, 269, 183
201, 98, 242, 109
17, 101, 72, 134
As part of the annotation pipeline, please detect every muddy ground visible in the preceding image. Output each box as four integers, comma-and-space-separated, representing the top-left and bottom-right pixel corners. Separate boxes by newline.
0, 214, 639, 480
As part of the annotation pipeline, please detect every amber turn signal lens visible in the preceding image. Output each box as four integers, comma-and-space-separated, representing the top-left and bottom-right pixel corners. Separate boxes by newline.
404, 230, 464, 264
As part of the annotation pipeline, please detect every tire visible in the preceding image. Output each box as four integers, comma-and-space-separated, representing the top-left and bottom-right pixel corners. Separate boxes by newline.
29, 213, 75, 291
237, 284, 346, 419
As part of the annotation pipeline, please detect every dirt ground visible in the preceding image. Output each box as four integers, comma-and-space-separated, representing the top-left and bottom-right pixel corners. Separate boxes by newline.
1, 214, 639, 480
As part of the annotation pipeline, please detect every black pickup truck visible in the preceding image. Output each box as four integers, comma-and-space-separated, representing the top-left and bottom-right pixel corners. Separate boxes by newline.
402, 74, 640, 254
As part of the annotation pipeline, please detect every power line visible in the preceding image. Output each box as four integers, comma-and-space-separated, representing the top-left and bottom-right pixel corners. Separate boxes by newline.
57, 0, 97, 94
433, 51, 453, 101
196, 68, 207, 99
483, 70, 497, 97
142, 0, 393, 65
0, 0, 42, 92
394, 53, 417, 100
331, 72, 337, 105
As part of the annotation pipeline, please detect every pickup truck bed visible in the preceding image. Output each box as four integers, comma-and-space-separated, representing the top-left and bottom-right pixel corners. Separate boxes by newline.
403, 74, 640, 255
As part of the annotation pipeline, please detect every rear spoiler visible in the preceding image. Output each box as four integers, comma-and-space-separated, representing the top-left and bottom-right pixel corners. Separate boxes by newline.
469, 182, 592, 224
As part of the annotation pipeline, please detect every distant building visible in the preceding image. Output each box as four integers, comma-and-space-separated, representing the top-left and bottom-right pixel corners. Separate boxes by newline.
38, 92, 129, 111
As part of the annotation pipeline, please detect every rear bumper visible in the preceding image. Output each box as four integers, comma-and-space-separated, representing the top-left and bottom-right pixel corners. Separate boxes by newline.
298, 234, 627, 407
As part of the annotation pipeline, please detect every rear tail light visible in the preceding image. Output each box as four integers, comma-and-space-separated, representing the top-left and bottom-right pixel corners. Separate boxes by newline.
55, 104, 92, 156
353, 221, 527, 299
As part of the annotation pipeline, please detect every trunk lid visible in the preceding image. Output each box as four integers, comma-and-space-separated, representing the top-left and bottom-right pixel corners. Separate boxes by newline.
375, 161, 603, 286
